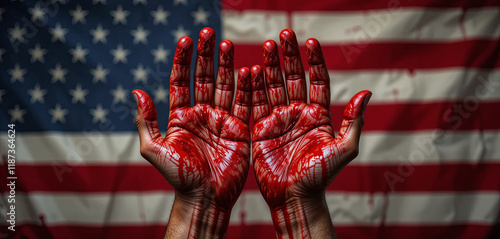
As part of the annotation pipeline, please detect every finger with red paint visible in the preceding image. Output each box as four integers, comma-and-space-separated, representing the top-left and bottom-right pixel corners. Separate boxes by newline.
132, 89, 162, 165
133, 36, 194, 167
232, 67, 252, 124
169, 36, 193, 110
280, 29, 307, 103
194, 27, 216, 106
133, 27, 250, 239
263, 40, 288, 108
251, 65, 270, 122
333, 90, 372, 166
214, 40, 235, 112
306, 37, 331, 109
252, 29, 372, 239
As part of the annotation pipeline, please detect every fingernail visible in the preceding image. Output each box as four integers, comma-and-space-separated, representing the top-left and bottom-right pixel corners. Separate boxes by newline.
363, 93, 372, 108
133, 93, 138, 106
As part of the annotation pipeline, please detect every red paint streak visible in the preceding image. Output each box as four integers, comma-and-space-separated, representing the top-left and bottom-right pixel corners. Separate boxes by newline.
321, 156, 327, 185
282, 207, 294, 238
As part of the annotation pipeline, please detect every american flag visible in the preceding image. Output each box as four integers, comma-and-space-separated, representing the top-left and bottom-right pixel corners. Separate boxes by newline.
1, 0, 499, 238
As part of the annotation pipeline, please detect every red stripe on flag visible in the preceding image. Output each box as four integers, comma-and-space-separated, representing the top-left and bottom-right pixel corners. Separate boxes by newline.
1, 223, 498, 239
222, 0, 500, 11
332, 101, 500, 132
0, 164, 173, 193
233, 40, 500, 71
3, 163, 500, 193
332, 163, 500, 192
334, 224, 500, 239
0, 224, 166, 239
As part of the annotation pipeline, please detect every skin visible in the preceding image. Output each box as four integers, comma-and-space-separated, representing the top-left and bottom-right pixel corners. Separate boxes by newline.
133, 27, 252, 239
251, 29, 372, 239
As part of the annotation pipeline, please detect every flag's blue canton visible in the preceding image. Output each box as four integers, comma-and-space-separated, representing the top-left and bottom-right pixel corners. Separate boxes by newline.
0, 0, 221, 132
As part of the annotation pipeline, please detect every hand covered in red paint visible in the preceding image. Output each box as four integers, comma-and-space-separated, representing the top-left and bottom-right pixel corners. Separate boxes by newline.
251, 29, 372, 239
133, 28, 251, 239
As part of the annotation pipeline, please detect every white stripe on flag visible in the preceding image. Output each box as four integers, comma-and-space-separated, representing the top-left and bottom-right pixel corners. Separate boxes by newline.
5, 191, 499, 226
327, 69, 500, 103
231, 69, 500, 103
463, 8, 500, 38
223, 8, 500, 44
2, 130, 500, 164
243, 191, 500, 225
222, 10, 286, 43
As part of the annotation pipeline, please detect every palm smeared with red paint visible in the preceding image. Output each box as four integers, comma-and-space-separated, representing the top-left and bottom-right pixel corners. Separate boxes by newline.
133, 28, 251, 210
251, 30, 372, 209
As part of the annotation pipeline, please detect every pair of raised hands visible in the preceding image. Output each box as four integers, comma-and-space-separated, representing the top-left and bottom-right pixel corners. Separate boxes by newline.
133, 28, 371, 239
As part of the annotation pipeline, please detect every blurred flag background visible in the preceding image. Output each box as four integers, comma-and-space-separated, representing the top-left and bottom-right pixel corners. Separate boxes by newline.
1, 0, 499, 238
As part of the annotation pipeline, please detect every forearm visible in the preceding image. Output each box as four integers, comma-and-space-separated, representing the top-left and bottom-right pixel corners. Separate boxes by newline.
270, 194, 336, 239
165, 193, 231, 239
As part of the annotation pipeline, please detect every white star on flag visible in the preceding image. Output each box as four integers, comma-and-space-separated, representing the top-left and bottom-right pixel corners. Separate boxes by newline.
154, 85, 168, 103
131, 24, 150, 45
69, 43, 89, 63
90, 64, 109, 83
172, 25, 190, 42
151, 6, 169, 25
90, 24, 109, 44
28, 2, 46, 22
8, 104, 27, 123
69, 84, 89, 104
151, 44, 170, 63
28, 84, 48, 103
110, 44, 130, 64
70, 4, 88, 24
49, 63, 68, 83
49, 104, 69, 124
90, 104, 109, 123
8, 64, 27, 83
111, 5, 130, 25
110, 84, 128, 104
49, 23, 68, 43
131, 64, 149, 83
29, 43, 48, 63
191, 6, 210, 25
8, 23, 27, 42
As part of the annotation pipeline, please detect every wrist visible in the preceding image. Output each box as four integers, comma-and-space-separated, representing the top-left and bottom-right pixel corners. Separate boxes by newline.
269, 194, 336, 239
166, 192, 232, 239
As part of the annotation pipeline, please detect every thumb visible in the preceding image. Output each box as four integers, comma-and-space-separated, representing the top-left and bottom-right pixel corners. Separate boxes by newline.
335, 90, 372, 161
132, 89, 163, 163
